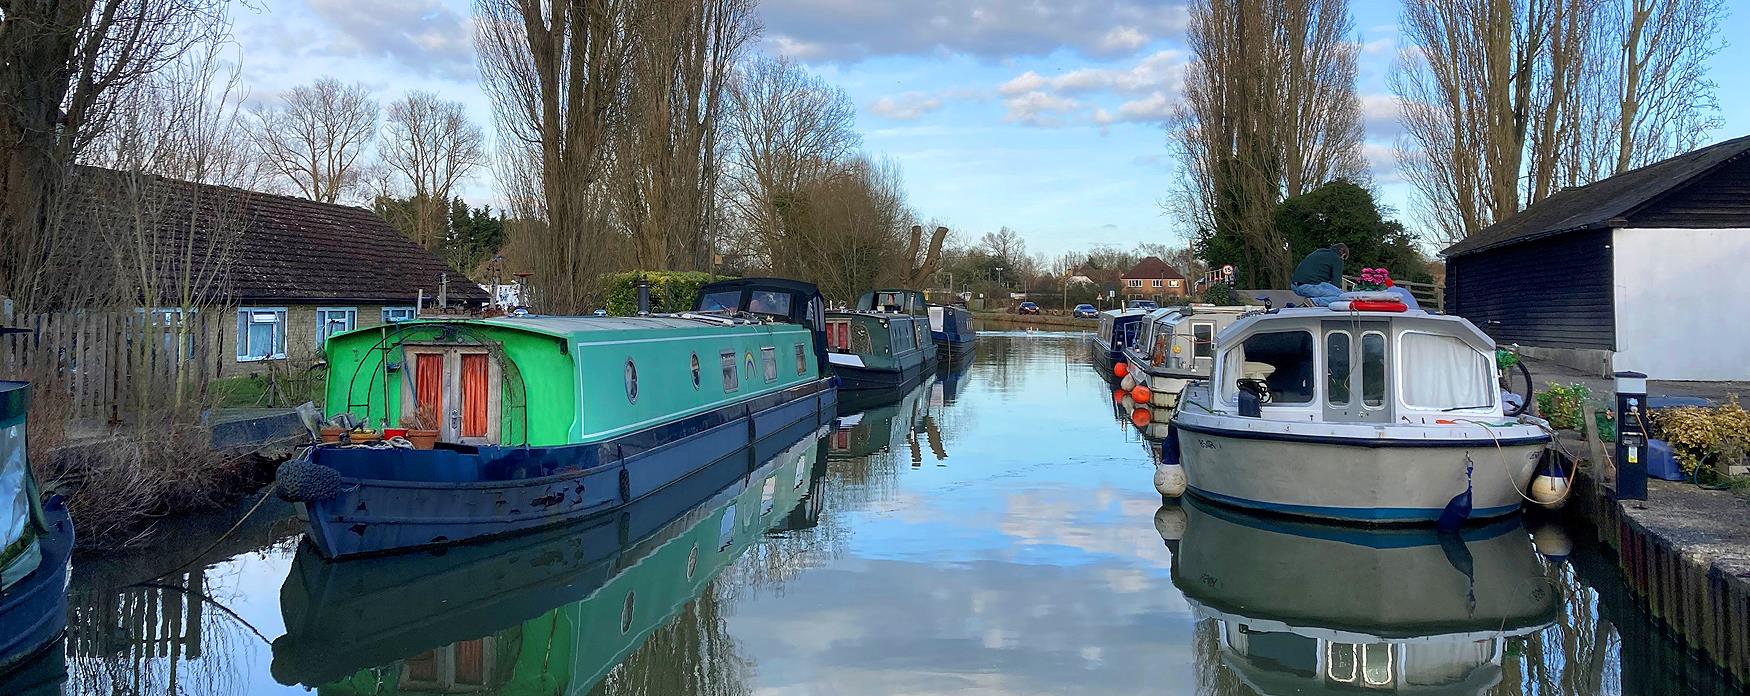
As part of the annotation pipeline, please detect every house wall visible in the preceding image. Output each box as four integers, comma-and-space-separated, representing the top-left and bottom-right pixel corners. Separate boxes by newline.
1121, 278, 1190, 300
1612, 227, 1750, 381
209, 302, 416, 379
1445, 229, 1615, 351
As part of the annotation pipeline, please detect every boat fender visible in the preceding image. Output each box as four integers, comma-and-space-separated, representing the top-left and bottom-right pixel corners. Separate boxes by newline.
1436, 457, 1475, 533
1529, 473, 1569, 509
1121, 373, 1137, 392
1154, 463, 1187, 498
275, 453, 344, 503
1531, 524, 1573, 563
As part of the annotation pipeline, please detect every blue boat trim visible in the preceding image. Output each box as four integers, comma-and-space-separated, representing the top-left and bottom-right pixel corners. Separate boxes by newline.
1187, 487, 1521, 523
1173, 418, 1550, 449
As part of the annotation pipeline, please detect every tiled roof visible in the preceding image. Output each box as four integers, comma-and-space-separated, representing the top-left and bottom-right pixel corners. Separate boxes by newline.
1121, 256, 1186, 280
62, 166, 488, 305
1442, 134, 1750, 258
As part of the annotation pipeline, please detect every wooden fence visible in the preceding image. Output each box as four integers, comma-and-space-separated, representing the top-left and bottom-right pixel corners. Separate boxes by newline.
1341, 276, 1446, 312
67, 569, 206, 660
0, 301, 216, 423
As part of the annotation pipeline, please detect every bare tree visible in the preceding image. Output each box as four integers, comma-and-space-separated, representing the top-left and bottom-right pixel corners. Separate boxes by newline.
723, 55, 862, 268
1393, 0, 1723, 245
252, 77, 379, 204
476, 0, 638, 313
380, 91, 485, 250
1168, 0, 1365, 287
0, 0, 226, 309
614, 0, 757, 271
1607, 0, 1725, 174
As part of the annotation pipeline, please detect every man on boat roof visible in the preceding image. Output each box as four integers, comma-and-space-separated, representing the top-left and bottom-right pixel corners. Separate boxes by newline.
1290, 243, 1347, 307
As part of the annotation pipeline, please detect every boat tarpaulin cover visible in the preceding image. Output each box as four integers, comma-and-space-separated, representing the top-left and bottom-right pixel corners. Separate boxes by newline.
0, 419, 41, 589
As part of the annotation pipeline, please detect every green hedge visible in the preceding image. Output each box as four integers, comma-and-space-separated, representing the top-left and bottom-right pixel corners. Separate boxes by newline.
603, 271, 719, 316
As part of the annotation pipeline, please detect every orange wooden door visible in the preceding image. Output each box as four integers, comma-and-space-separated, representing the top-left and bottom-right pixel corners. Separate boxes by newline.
460, 353, 490, 438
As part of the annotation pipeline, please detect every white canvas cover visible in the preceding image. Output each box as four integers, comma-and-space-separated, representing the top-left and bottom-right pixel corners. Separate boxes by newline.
1400, 332, 1493, 409
0, 420, 40, 588
928, 306, 945, 332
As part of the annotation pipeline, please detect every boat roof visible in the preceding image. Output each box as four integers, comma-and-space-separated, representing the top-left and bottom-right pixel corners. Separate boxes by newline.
1218, 307, 1496, 351
1099, 307, 1150, 319
330, 313, 804, 343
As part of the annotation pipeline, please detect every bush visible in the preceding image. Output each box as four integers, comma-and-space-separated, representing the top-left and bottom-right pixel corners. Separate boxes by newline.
1535, 382, 1591, 431
1200, 283, 1238, 305
1652, 396, 1750, 476
603, 271, 719, 316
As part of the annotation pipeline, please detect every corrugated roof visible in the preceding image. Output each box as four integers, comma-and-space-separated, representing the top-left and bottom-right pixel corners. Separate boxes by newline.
61, 166, 488, 304
1442, 134, 1750, 258
1122, 257, 1186, 280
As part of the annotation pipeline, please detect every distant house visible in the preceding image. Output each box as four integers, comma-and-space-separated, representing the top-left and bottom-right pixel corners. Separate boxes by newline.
1120, 257, 1188, 302
1442, 135, 1750, 381
61, 166, 488, 378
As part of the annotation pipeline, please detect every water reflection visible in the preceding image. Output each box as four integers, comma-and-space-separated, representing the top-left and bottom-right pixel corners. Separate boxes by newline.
1174, 496, 1558, 694
273, 421, 828, 694
16, 332, 1745, 694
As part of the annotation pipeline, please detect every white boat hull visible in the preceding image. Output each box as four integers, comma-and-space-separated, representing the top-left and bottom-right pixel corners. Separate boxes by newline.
1173, 418, 1546, 523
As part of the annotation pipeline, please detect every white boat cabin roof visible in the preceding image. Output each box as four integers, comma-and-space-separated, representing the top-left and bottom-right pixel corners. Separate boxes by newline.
1216, 307, 1494, 353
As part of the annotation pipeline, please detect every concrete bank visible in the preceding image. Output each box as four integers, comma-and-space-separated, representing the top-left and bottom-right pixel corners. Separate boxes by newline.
1550, 386, 1750, 685
971, 312, 1090, 330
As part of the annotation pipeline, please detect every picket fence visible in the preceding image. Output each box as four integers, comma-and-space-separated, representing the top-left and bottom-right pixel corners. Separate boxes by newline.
0, 300, 216, 423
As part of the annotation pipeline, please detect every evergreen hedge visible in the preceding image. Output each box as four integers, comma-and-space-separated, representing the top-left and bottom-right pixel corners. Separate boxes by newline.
603, 271, 719, 315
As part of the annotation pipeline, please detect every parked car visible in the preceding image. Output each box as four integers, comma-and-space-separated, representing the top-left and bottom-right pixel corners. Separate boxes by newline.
1072, 304, 1098, 318
1017, 302, 1040, 315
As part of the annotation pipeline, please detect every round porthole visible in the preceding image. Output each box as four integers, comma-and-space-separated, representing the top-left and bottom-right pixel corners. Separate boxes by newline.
687, 543, 699, 578
625, 358, 639, 403
621, 591, 636, 633
690, 353, 701, 390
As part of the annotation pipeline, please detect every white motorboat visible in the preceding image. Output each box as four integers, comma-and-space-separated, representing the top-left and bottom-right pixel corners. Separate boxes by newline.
1171, 299, 1550, 524
1121, 304, 1250, 410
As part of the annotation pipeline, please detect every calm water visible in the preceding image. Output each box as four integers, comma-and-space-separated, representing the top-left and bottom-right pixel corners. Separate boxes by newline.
10, 331, 1741, 695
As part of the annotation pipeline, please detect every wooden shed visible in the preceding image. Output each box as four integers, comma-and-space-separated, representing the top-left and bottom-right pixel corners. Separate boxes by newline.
1442, 135, 1750, 381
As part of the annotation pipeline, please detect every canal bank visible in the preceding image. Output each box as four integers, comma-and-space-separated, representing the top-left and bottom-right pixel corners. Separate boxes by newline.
1530, 353, 1750, 685
971, 311, 1090, 330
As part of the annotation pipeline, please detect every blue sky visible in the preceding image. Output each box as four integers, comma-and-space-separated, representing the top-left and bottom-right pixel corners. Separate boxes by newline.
230, 0, 1750, 259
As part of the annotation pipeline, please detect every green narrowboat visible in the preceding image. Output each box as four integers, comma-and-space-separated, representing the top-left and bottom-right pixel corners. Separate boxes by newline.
276, 278, 837, 558
272, 421, 828, 693
823, 309, 933, 391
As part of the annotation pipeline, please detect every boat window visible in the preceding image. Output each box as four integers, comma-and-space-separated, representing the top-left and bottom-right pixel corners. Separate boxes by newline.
720, 350, 738, 392
624, 357, 638, 403
690, 353, 701, 389
1326, 331, 1351, 405
1193, 323, 1215, 359
1362, 332, 1386, 408
749, 290, 791, 317
1399, 331, 1492, 410
794, 343, 807, 374
700, 290, 741, 312
761, 347, 778, 382
1221, 330, 1315, 404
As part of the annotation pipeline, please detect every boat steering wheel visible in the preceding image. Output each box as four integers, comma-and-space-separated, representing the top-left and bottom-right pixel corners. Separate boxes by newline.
1237, 378, 1272, 404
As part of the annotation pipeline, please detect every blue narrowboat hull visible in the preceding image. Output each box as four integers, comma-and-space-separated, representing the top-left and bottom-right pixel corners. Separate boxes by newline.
300, 378, 836, 559
1091, 338, 1123, 378
933, 332, 976, 355
274, 417, 827, 686
0, 500, 71, 677
831, 349, 927, 392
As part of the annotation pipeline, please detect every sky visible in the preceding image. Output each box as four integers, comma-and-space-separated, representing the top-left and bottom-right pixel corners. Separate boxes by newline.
228, 0, 1750, 260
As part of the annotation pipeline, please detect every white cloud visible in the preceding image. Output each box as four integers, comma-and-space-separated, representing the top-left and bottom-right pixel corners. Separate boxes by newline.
759, 0, 1189, 63
869, 92, 945, 120
999, 71, 1049, 96
1002, 91, 1082, 127
1114, 92, 1176, 123
303, 0, 475, 80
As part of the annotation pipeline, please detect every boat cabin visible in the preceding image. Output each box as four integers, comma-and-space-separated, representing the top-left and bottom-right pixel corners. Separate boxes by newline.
824, 311, 930, 369
856, 289, 928, 315
323, 278, 829, 448
1095, 308, 1148, 353
1205, 307, 1503, 424
1127, 305, 1250, 377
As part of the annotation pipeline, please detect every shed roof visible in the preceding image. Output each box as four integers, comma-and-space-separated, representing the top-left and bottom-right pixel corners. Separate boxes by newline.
1442, 135, 1750, 258
61, 166, 488, 305
1122, 257, 1186, 280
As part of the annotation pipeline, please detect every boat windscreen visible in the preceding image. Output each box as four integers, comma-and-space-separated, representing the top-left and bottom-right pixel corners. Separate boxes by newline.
698, 290, 740, 312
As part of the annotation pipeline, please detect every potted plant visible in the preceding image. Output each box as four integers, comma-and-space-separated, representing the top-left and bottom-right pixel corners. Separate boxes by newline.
401, 405, 440, 450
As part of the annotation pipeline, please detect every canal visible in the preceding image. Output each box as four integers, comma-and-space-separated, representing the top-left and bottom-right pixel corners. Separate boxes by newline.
17, 330, 1744, 694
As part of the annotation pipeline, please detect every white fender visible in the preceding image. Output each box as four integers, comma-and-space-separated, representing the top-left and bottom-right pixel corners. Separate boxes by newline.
1154, 463, 1187, 497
